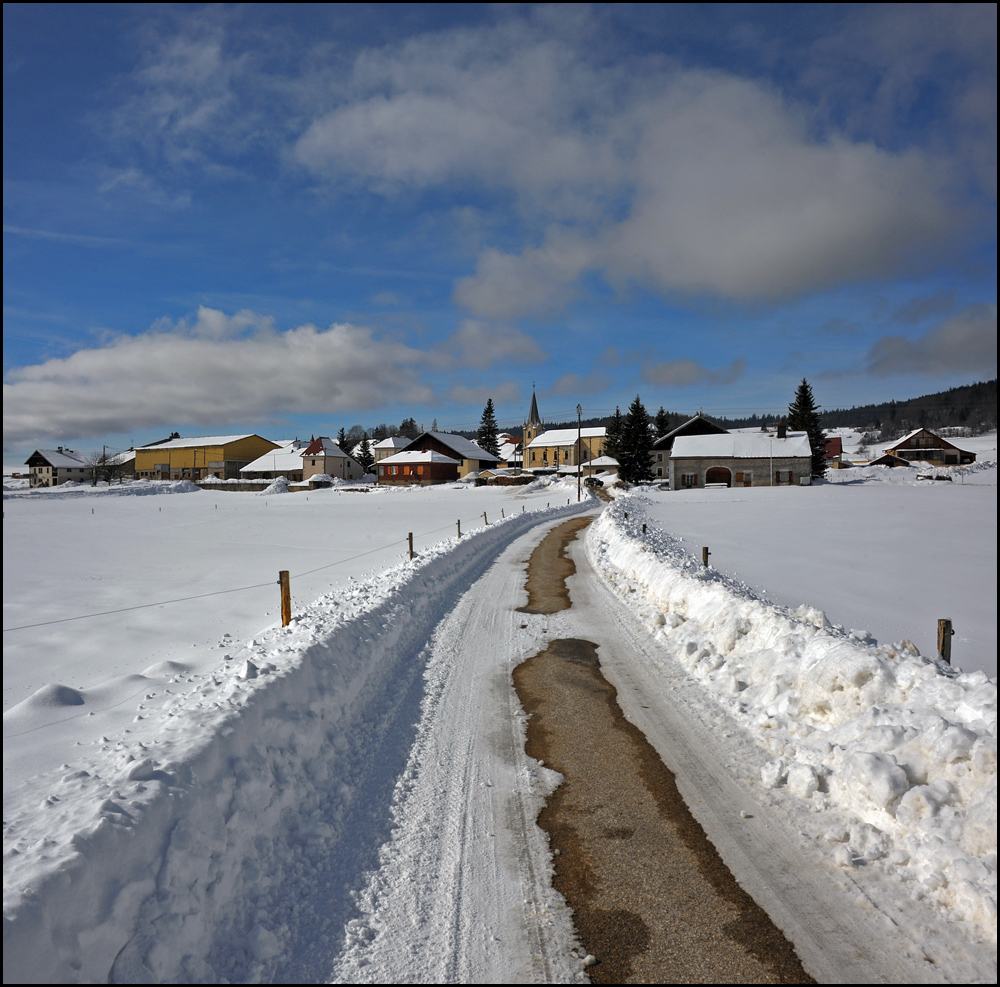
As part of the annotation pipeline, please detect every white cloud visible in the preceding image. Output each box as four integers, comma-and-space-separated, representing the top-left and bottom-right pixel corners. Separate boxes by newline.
641, 357, 747, 388
863, 304, 997, 376
443, 319, 546, 369
3, 308, 434, 445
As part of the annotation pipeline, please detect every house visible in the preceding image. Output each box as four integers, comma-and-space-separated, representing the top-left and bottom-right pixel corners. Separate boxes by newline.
25, 448, 92, 487
668, 431, 812, 489
377, 450, 460, 486
298, 436, 365, 482
884, 428, 976, 467
649, 413, 729, 479
373, 436, 411, 463
398, 431, 501, 478
526, 427, 607, 469
134, 434, 279, 480
240, 439, 310, 482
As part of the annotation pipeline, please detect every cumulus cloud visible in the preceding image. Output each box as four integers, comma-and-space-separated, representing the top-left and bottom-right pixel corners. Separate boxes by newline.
455, 72, 958, 316
443, 319, 546, 369
862, 303, 997, 376
548, 371, 610, 396
445, 381, 522, 406
641, 357, 747, 388
3, 308, 434, 445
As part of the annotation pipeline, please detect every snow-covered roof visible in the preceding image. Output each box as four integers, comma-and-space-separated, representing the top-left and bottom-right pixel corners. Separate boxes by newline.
27, 448, 89, 468
241, 440, 309, 474
373, 436, 410, 450
301, 436, 352, 458
379, 450, 461, 465
414, 431, 501, 463
888, 428, 970, 453
585, 455, 619, 467
527, 426, 606, 448
671, 432, 811, 459
142, 434, 268, 450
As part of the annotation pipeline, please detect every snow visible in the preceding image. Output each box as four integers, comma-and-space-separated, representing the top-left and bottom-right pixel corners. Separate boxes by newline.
4, 482, 589, 983
671, 430, 811, 458
584, 489, 996, 973
4, 460, 996, 984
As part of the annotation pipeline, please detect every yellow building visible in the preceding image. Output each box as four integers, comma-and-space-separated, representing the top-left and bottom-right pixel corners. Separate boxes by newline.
134, 434, 279, 480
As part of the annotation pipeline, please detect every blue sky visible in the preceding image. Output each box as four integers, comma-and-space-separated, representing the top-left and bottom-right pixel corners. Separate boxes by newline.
4, 3, 996, 455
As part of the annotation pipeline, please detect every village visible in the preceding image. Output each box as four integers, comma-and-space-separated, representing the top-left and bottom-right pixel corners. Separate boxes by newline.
19, 387, 981, 493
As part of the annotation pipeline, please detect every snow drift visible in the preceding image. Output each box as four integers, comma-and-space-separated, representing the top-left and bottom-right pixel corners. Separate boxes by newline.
586, 493, 997, 945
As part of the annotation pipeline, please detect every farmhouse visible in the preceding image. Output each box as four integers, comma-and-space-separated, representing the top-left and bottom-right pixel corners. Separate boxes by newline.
399, 431, 501, 478
668, 431, 812, 489
377, 450, 460, 486
884, 428, 976, 466
134, 434, 279, 481
25, 448, 92, 487
241, 439, 309, 481
299, 436, 365, 482
650, 413, 729, 479
525, 427, 607, 469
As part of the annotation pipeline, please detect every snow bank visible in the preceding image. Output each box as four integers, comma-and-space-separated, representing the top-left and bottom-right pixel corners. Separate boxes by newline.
587, 493, 997, 944
3, 500, 586, 984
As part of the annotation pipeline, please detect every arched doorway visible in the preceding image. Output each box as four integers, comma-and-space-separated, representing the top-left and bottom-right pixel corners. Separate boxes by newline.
705, 466, 732, 487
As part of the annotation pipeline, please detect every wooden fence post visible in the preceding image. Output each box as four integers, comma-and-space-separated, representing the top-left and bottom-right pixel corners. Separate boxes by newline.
937, 618, 953, 664
483, 511, 488, 525
279, 570, 291, 627
408, 532, 414, 560
457, 519, 461, 538
702, 546, 710, 567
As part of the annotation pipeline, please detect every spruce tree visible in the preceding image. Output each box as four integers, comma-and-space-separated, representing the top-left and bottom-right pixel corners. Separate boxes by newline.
618, 395, 654, 483
355, 435, 375, 474
787, 378, 827, 478
654, 406, 672, 438
477, 398, 500, 457
605, 406, 624, 460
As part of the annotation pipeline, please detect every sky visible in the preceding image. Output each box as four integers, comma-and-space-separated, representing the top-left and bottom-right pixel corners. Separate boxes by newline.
3, 3, 997, 457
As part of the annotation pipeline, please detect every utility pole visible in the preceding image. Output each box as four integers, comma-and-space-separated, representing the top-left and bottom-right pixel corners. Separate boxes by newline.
576, 404, 582, 502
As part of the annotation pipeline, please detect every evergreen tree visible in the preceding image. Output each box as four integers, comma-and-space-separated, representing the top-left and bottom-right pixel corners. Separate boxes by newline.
618, 395, 654, 483
605, 406, 624, 460
355, 435, 375, 474
336, 427, 348, 450
399, 417, 419, 438
653, 406, 672, 438
477, 398, 500, 457
787, 378, 827, 478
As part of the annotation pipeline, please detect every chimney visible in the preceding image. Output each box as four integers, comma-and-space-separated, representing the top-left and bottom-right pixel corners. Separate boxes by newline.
777, 418, 787, 439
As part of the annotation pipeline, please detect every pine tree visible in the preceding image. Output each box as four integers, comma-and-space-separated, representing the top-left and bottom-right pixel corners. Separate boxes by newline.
787, 378, 827, 478
336, 427, 348, 450
476, 398, 500, 457
605, 406, 624, 460
355, 435, 375, 474
618, 395, 654, 484
653, 406, 672, 438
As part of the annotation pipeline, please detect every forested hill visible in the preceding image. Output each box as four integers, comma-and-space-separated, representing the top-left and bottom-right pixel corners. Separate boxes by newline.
818, 379, 996, 432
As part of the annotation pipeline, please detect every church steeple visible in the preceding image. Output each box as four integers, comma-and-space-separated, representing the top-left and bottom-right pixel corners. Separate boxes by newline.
523, 385, 543, 454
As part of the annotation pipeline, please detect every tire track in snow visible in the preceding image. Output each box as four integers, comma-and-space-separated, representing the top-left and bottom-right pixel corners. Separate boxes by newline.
327, 514, 587, 984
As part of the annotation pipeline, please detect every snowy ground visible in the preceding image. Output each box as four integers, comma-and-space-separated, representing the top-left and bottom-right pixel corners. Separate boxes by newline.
3, 477, 576, 712
642, 460, 997, 676
3, 468, 996, 983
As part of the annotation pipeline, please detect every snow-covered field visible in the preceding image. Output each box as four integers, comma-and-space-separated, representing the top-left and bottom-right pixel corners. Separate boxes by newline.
3, 477, 575, 713
642, 460, 997, 677
3, 463, 996, 983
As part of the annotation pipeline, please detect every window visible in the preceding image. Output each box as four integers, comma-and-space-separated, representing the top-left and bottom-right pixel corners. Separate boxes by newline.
681, 473, 697, 488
